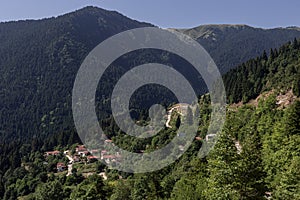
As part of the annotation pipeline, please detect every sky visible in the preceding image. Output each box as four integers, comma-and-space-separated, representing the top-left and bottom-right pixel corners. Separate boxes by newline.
0, 0, 300, 29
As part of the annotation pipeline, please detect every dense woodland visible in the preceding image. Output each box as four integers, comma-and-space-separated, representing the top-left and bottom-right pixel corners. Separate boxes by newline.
0, 39, 299, 200
224, 38, 300, 103
0, 6, 300, 200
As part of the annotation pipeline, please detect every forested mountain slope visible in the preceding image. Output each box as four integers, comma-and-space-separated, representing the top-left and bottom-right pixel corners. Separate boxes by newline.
0, 6, 153, 142
224, 38, 300, 103
0, 6, 300, 199
1, 7, 300, 144
1, 39, 299, 199
175, 24, 300, 73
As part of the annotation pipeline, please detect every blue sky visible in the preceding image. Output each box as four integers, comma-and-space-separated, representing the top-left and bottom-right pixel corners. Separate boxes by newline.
0, 0, 300, 29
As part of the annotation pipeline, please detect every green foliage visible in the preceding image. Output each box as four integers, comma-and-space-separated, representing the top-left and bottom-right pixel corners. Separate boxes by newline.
224, 38, 300, 103
70, 174, 108, 200
204, 130, 241, 200
35, 180, 64, 200
273, 156, 300, 199
0, 6, 300, 200
262, 100, 300, 193
110, 180, 133, 200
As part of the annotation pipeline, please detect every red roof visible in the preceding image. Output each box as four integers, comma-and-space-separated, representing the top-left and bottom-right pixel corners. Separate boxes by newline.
88, 156, 99, 160
195, 137, 202, 141
76, 145, 87, 152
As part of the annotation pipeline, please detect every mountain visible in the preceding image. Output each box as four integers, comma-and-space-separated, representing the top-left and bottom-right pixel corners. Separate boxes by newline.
0, 7, 300, 199
1, 7, 300, 143
1, 5, 300, 150
0, 5, 299, 166
174, 24, 300, 73
2, 38, 300, 200
0, 6, 153, 142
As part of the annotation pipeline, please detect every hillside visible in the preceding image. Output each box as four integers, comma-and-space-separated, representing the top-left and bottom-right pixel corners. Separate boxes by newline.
1, 7, 300, 143
224, 38, 300, 103
1, 39, 300, 199
0, 6, 153, 142
175, 24, 300, 73
0, 6, 300, 199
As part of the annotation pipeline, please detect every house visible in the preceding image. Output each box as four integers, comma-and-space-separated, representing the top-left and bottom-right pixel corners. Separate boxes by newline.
91, 149, 99, 154
87, 155, 99, 163
195, 137, 202, 141
76, 145, 87, 152
102, 154, 122, 164
102, 155, 117, 164
45, 150, 60, 156
76, 145, 89, 157
57, 163, 66, 172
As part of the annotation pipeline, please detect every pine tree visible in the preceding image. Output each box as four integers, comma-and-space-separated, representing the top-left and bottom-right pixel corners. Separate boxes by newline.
131, 176, 150, 200
35, 180, 64, 200
262, 50, 268, 61
204, 129, 240, 200
293, 38, 299, 49
270, 48, 275, 61
237, 130, 266, 199
282, 100, 300, 136
273, 156, 300, 199
262, 101, 300, 191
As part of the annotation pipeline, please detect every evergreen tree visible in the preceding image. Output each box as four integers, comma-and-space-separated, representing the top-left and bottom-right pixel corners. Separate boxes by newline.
35, 180, 64, 200
204, 129, 240, 200
131, 176, 150, 200
273, 156, 300, 199
110, 180, 133, 200
237, 129, 266, 199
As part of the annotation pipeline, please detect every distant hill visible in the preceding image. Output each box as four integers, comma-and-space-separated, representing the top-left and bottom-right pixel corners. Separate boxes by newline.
174, 24, 300, 73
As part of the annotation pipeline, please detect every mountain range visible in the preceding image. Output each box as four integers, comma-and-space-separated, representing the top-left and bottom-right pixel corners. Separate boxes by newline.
0, 6, 300, 200
174, 24, 300, 73
1, 6, 300, 141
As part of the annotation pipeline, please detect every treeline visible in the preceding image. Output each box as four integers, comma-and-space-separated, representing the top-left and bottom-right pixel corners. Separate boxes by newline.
224, 38, 300, 103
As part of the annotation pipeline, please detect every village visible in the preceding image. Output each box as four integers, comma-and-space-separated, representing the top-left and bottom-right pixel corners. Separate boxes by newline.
43, 103, 218, 179
44, 140, 122, 179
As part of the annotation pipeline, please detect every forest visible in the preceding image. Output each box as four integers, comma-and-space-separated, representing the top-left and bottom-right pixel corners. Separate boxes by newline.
0, 6, 299, 200
0, 38, 299, 199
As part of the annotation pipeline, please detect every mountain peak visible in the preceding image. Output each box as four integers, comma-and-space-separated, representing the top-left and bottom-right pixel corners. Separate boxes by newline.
192, 24, 251, 29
